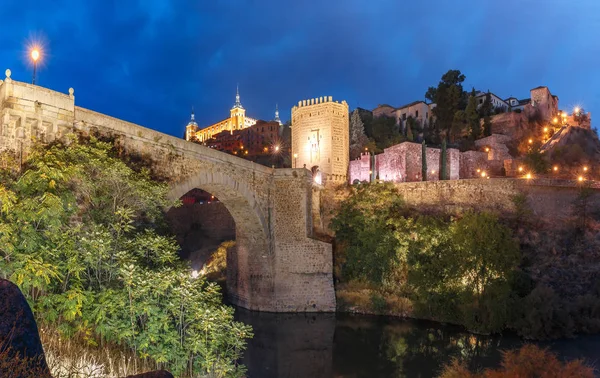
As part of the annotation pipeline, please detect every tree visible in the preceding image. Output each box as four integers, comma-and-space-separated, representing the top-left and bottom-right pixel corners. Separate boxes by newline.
426, 70, 467, 142
451, 110, 466, 142
440, 139, 447, 180
465, 89, 480, 140
421, 141, 427, 181
481, 91, 493, 137
407, 122, 414, 142
349, 109, 369, 159
0, 137, 251, 376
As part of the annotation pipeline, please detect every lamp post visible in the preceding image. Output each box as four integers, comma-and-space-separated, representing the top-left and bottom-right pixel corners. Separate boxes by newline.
31, 48, 40, 85
293, 153, 298, 168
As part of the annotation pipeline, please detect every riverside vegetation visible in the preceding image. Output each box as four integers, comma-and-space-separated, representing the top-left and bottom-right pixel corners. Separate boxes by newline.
0, 136, 251, 377
332, 182, 600, 339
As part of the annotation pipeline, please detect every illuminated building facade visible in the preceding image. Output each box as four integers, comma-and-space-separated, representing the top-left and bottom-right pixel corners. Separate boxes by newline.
185, 86, 257, 142
291, 96, 349, 183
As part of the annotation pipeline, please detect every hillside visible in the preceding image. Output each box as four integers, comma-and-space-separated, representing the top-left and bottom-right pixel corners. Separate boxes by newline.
541, 126, 600, 163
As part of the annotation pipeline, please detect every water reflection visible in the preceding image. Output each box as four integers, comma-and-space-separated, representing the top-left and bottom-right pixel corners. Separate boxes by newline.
235, 309, 600, 378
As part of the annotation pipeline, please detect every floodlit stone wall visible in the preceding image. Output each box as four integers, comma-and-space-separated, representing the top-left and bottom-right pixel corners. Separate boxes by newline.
391, 178, 600, 220
0, 72, 335, 313
349, 141, 460, 183
291, 97, 349, 183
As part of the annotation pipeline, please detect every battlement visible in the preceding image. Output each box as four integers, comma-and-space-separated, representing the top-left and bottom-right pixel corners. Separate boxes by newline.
292, 96, 348, 110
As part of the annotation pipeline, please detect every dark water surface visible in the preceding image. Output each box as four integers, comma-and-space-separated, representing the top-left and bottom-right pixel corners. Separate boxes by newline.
234, 309, 600, 378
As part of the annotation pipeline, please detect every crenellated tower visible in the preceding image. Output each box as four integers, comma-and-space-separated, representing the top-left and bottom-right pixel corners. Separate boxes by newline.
291, 96, 349, 183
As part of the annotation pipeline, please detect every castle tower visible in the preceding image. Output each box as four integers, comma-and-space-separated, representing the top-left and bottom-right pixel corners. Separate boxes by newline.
185, 107, 198, 141
291, 96, 349, 183
274, 103, 282, 125
230, 85, 246, 131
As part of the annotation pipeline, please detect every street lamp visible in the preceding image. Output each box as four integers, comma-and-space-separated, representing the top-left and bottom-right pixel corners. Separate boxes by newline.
293, 153, 298, 168
31, 48, 40, 84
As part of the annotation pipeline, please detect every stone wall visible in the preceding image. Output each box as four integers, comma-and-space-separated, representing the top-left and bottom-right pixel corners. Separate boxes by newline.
391, 178, 600, 219
349, 141, 460, 183
291, 97, 349, 183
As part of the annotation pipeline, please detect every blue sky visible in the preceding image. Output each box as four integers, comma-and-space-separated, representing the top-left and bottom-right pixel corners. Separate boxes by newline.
2, 0, 599, 137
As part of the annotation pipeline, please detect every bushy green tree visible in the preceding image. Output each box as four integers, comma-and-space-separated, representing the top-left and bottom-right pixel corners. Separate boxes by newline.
481, 91, 493, 137
0, 137, 251, 377
330, 183, 405, 285
426, 70, 467, 142
465, 89, 480, 140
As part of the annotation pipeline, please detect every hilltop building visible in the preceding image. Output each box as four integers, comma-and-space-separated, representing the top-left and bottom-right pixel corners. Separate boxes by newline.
291, 96, 349, 183
185, 86, 258, 142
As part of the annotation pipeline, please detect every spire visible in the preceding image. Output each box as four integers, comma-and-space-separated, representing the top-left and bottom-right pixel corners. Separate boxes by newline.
274, 103, 282, 125
232, 84, 244, 110
187, 106, 197, 127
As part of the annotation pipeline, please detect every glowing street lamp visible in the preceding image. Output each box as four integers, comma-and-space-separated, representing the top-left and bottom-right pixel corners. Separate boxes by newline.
578, 176, 584, 182
543, 127, 548, 133
526, 173, 532, 179
574, 107, 581, 115
293, 153, 298, 168
553, 117, 558, 124
518, 166, 523, 172
31, 48, 40, 85
583, 166, 588, 172
553, 165, 559, 172
528, 138, 533, 144
481, 171, 487, 178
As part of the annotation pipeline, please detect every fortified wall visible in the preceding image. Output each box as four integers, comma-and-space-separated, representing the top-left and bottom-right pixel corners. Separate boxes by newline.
349, 141, 481, 184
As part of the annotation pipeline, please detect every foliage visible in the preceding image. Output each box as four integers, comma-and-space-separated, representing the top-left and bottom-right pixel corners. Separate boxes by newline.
332, 184, 521, 334
465, 90, 481, 140
370, 116, 404, 152
425, 70, 467, 142
205, 241, 235, 281
0, 137, 251, 377
481, 92, 493, 137
451, 110, 466, 142
350, 109, 369, 159
330, 183, 405, 285
523, 149, 549, 174
440, 344, 594, 378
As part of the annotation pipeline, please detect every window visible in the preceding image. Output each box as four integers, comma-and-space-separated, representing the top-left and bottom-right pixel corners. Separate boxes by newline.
402, 113, 407, 121
479, 99, 483, 104
415, 110, 419, 118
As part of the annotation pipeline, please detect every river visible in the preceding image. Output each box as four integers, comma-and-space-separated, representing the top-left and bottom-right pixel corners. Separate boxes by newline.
235, 309, 600, 378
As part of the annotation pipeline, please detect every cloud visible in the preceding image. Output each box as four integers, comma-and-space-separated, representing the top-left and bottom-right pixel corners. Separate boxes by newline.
1, 0, 599, 136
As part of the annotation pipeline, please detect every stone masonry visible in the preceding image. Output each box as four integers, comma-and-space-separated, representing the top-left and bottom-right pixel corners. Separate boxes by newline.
0, 70, 335, 313
291, 97, 349, 183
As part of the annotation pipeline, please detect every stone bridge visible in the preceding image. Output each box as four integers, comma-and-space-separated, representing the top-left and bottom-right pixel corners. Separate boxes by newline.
0, 70, 335, 312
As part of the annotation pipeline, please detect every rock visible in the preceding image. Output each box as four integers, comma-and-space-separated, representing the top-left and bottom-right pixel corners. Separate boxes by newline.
124, 371, 174, 378
0, 279, 51, 377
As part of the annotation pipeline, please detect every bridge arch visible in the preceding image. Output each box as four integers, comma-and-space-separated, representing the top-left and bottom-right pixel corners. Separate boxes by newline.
168, 169, 274, 310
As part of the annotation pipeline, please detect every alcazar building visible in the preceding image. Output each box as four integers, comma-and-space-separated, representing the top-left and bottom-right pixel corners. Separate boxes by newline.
185, 87, 260, 142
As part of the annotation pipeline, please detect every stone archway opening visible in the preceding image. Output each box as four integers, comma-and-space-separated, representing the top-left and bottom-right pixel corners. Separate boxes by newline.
167, 173, 274, 311
166, 188, 236, 278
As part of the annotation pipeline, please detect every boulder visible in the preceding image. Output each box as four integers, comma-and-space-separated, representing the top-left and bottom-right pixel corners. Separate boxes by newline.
124, 371, 174, 378
0, 279, 51, 377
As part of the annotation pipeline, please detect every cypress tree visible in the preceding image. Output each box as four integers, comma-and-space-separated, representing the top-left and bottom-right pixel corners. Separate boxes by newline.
440, 139, 447, 180
421, 141, 427, 181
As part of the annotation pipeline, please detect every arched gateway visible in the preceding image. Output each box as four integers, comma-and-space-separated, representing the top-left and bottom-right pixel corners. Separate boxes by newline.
0, 74, 336, 312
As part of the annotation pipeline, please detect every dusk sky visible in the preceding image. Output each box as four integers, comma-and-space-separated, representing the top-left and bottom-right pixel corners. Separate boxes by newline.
2, 0, 599, 137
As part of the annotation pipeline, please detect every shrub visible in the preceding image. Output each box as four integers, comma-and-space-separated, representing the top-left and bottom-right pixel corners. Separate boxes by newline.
439, 344, 594, 378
